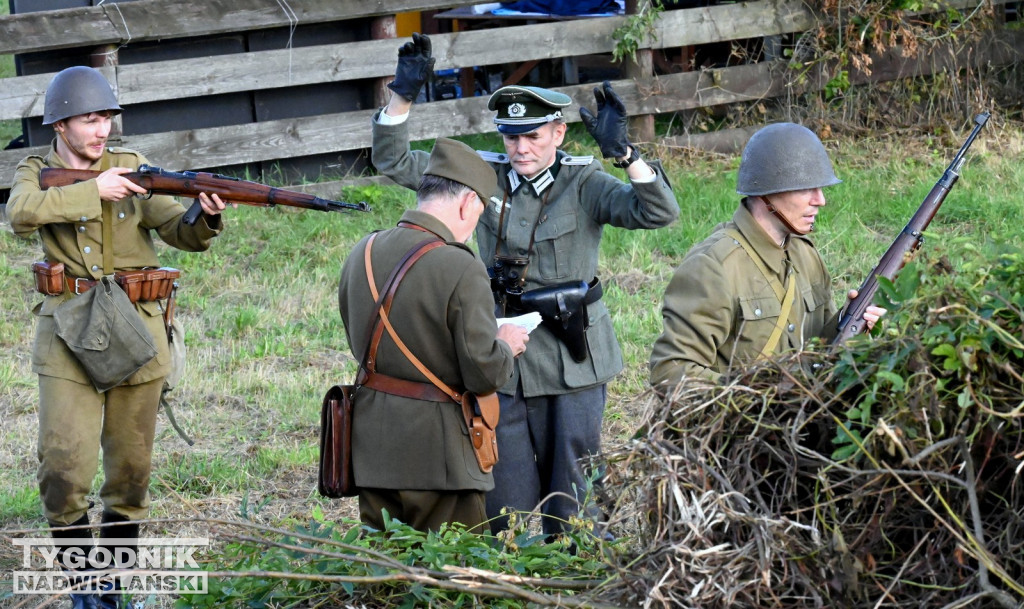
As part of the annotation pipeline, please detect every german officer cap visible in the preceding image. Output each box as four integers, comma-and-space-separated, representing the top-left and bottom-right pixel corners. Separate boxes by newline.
487, 85, 572, 135
424, 138, 498, 203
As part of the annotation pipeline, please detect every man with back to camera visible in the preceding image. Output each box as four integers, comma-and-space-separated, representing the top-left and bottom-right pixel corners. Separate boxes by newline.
338, 137, 530, 533
649, 122, 886, 386
371, 33, 680, 537
7, 66, 227, 609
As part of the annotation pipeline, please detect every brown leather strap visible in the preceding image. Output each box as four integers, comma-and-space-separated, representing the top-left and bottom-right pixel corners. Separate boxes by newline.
362, 233, 460, 403
64, 275, 98, 295
361, 234, 444, 368
361, 371, 455, 403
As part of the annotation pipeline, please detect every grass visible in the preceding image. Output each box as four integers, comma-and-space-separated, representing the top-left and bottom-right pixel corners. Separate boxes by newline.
1, 117, 1023, 604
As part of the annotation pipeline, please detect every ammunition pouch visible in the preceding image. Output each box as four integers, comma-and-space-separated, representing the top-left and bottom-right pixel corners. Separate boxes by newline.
519, 277, 603, 363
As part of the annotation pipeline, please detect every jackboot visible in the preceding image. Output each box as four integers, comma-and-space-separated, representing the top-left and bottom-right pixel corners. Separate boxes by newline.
96, 511, 140, 609
50, 515, 101, 609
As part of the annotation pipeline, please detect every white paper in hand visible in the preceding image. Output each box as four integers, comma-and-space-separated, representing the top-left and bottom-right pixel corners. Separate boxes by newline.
498, 312, 543, 334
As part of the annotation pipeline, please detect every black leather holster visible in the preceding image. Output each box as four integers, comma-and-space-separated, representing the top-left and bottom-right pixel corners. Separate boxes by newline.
519, 278, 603, 363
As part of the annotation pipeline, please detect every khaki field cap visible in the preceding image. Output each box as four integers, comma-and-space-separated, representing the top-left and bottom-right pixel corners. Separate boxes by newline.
736, 122, 841, 196
487, 85, 572, 135
43, 66, 123, 125
424, 138, 498, 203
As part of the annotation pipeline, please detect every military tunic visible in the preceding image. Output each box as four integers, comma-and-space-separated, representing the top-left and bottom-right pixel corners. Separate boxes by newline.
7, 144, 223, 525
650, 203, 836, 386
338, 210, 515, 528
372, 110, 678, 534
372, 112, 679, 397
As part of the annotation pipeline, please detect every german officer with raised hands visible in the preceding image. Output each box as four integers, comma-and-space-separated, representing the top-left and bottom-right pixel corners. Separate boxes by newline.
371, 33, 679, 537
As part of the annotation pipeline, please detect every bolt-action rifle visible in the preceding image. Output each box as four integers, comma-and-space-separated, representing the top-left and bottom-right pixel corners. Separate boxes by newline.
39, 164, 370, 225
832, 112, 989, 344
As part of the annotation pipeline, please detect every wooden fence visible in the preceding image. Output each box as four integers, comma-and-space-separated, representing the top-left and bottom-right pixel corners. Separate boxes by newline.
1, 0, 1021, 201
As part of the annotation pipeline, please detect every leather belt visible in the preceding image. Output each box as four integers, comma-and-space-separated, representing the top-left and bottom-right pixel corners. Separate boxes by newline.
360, 371, 460, 404
32, 261, 180, 304
65, 275, 97, 295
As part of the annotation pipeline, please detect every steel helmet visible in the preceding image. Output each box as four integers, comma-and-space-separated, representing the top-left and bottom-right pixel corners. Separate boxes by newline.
736, 122, 841, 196
42, 66, 122, 125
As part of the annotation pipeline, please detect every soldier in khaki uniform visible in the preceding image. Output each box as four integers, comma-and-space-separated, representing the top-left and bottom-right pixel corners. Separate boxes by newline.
650, 122, 885, 386
338, 138, 529, 533
7, 66, 227, 609
372, 34, 679, 536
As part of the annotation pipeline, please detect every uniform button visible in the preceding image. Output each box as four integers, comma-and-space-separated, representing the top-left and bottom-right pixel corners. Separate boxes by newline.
78, 226, 86, 233
788, 323, 795, 332
91, 265, 100, 271
519, 219, 527, 227
754, 308, 762, 317
519, 249, 527, 256
83, 246, 91, 254
80, 216, 88, 222
118, 212, 125, 219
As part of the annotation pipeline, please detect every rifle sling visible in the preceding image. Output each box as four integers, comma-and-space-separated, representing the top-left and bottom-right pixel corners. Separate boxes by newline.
724, 229, 797, 358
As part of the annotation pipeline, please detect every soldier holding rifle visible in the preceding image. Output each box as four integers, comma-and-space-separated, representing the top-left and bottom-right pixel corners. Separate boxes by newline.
650, 122, 886, 387
7, 66, 227, 609
371, 33, 679, 537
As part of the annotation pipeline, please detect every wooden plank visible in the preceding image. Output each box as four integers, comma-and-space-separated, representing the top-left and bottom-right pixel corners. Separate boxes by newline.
0, 0, 484, 56
4, 29, 1022, 187
0, 1, 809, 120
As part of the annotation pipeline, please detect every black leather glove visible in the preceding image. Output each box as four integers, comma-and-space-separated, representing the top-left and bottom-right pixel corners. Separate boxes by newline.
578, 81, 630, 159
387, 32, 435, 102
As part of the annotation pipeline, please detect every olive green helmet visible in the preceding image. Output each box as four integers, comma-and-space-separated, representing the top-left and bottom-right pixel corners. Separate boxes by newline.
42, 66, 122, 125
736, 122, 840, 196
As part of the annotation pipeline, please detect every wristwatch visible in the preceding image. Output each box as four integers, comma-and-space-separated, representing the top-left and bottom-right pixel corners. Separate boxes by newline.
612, 146, 641, 169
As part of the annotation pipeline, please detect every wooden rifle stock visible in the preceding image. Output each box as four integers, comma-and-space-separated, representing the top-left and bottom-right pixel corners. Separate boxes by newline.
38, 164, 370, 225
831, 112, 989, 344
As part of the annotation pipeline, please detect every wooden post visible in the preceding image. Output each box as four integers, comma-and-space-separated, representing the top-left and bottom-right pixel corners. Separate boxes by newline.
90, 44, 122, 143
371, 16, 397, 107
624, 0, 655, 145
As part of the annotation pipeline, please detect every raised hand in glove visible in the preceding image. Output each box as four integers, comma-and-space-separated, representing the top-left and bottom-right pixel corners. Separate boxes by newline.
387, 32, 435, 102
578, 81, 630, 159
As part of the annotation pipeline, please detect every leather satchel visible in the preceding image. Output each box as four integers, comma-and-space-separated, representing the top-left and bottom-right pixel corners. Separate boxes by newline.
318, 384, 357, 498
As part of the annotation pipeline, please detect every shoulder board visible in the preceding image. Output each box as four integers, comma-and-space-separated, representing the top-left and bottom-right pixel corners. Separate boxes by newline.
22, 154, 46, 163
105, 147, 143, 158
477, 150, 509, 164
560, 155, 594, 166
705, 228, 745, 261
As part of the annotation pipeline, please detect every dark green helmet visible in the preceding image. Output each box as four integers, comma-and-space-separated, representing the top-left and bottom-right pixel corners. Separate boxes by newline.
736, 123, 840, 196
43, 66, 122, 125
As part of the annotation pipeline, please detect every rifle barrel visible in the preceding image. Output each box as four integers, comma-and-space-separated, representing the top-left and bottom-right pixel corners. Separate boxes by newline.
831, 112, 989, 344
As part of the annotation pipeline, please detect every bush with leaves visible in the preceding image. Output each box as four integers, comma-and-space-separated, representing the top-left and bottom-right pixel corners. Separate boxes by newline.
599, 238, 1023, 608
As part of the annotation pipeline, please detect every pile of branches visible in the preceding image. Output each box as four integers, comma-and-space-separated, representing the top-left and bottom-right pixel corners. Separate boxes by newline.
599, 245, 1024, 608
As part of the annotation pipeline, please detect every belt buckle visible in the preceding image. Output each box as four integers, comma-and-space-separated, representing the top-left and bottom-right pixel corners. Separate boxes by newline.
74, 277, 90, 294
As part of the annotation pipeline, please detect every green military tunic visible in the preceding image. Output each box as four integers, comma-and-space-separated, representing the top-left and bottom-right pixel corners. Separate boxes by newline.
9, 145, 222, 385
372, 112, 679, 397
338, 210, 515, 493
7, 143, 222, 524
650, 203, 836, 385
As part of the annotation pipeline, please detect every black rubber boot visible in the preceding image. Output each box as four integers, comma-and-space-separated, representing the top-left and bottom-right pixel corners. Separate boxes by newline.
96, 512, 140, 609
50, 515, 100, 609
